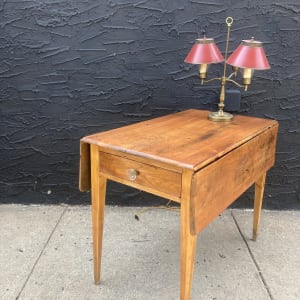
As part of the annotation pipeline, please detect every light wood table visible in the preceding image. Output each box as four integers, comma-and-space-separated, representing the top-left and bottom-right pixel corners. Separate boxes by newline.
79, 109, 278, 300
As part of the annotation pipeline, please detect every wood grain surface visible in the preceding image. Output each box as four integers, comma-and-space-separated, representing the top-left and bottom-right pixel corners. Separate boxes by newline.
190, 125, 278, 235
81, 110, 278, 171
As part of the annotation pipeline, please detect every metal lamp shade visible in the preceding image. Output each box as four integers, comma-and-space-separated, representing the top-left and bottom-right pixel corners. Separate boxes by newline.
227, 39, 270, 70
184, 38, 224, 64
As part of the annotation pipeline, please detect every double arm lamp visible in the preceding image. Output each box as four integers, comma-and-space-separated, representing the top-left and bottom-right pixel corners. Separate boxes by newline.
185, 17, 270, 121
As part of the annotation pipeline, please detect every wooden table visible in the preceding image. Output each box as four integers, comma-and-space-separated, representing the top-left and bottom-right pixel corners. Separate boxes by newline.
79, 109, 278, 300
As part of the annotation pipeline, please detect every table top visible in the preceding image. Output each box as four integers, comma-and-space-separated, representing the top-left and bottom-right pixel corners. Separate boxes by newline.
81, 110, 278, 171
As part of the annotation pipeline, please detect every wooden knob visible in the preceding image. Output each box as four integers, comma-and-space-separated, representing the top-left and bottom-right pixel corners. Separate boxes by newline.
128, 169, 139, 181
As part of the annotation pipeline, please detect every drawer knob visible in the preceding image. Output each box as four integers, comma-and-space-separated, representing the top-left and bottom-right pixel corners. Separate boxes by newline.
128, 169, 139, 181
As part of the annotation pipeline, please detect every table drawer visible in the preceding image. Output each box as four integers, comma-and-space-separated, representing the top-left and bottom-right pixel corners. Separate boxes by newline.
99, 151, 182, 199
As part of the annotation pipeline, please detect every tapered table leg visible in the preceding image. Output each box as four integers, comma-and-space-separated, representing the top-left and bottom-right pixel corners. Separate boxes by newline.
91, 144, 107, 284
180, 225, 197, 299
253, 173, 266, 241
180, 171, 197, 300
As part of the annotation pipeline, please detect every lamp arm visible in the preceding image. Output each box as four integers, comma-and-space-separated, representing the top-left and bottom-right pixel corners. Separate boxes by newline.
203, 77, 222, 84
227, 72, 237, 80
203, 76, 245, 88
225, 77, 245, 88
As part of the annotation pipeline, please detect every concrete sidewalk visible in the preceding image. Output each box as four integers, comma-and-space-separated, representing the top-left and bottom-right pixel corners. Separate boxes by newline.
0, 205, 299, 300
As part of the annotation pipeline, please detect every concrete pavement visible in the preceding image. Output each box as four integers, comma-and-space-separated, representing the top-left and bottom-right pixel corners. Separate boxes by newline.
0, 205, 299, 300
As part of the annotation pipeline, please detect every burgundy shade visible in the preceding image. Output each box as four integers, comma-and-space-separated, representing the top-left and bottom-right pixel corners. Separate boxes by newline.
227, 39, 270, 70
184, 38, 224, 64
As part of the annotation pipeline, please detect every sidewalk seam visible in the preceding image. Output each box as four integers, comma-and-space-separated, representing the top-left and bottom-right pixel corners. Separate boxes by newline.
16, 205, 68, 300
231, 211, 274, 300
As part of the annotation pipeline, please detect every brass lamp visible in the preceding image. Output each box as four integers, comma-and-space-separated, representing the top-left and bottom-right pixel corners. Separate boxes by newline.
184, 17, 270, 121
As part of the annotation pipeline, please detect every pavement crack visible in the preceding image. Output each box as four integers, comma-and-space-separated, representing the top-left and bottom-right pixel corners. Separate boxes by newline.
231, 210, 274, 300
16, 205, 68, 299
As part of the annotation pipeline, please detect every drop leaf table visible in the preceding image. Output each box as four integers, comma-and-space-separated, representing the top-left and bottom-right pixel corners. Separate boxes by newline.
79, 109, 278, 300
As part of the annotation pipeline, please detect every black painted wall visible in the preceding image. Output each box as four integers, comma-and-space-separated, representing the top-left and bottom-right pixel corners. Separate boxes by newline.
0, 1, 299, 209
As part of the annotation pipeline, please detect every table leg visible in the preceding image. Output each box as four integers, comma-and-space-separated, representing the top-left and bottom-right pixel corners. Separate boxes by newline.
91, 144, 107, 284
253, 173, 267, 241
180, 171, 197, 300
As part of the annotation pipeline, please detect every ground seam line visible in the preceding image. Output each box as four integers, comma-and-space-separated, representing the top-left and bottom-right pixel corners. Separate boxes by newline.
231, 211, 274, 300
16, 205, 68, 299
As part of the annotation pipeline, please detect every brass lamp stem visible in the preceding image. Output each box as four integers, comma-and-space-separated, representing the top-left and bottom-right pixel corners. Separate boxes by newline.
220, 77, 226, 103
209, 17, 234, 122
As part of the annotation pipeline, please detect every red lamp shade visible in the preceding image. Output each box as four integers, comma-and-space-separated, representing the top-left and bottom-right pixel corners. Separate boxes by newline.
227, 39, 270, 69
184, 38, 224, 64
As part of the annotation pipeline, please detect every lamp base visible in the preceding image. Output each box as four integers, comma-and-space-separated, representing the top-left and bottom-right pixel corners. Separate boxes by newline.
208, 111, 233, 122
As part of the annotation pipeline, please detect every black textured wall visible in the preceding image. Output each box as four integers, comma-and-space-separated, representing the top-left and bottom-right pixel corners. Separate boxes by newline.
0, 1, 299, 209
